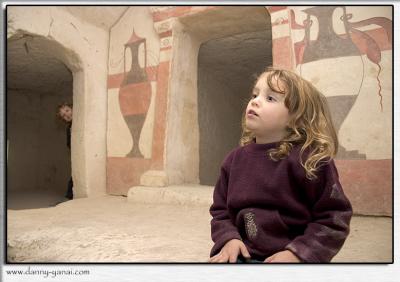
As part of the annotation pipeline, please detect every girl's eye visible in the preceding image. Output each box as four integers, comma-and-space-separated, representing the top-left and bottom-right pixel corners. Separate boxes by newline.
266, 95, 276, 102
251, 94, 257, 99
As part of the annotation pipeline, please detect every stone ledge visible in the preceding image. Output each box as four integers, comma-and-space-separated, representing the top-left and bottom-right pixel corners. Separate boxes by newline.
127, 185, 214, 206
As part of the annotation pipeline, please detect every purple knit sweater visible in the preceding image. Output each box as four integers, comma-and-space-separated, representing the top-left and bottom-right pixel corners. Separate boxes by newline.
209, 141, 353, 262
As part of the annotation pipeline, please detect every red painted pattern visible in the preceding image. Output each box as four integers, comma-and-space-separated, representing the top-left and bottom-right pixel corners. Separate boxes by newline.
159, 30, 173, 38
107, 62, 170, 183
348, 27, 392, 56
108, 67, 158, 89
160, 46, 172, 52
293, 27, 392, 65
335, 159, 392, 216
107, 157, 152, 195
119, 82, 152, 116
107, 62, 170, 194
272, 36, 293, 70
271, 19, 289, 27
108, 73, 125, 89
150, 61, 169, 170
267, 6, 287, 13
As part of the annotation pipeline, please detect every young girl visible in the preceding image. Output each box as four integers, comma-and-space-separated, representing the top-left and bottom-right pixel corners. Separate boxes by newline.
209, 67, 353, 263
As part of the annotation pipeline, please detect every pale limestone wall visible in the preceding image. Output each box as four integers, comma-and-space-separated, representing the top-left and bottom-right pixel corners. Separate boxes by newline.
107, 7, 160, 159
166, 7, 272, 186
290, 6, 392, 159
7, 6, 109, 197
166, 20, 201, 184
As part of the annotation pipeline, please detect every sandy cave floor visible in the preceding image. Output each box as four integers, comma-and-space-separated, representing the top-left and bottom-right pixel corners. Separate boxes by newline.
6, 193, 392, 263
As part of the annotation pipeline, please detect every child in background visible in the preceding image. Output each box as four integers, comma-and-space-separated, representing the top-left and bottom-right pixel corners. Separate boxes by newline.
56, 103, 73, 200
209, 67, 352, 263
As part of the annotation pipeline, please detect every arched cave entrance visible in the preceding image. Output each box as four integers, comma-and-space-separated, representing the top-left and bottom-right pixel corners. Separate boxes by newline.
7, 34, 74, 209
196, 8, 273, 185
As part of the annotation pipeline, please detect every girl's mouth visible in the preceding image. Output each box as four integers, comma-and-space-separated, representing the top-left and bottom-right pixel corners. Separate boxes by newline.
247, 109, 258, 117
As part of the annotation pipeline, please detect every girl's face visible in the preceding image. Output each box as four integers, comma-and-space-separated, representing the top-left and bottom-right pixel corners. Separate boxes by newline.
59, 106, 73, 122
245, 73, 290, 144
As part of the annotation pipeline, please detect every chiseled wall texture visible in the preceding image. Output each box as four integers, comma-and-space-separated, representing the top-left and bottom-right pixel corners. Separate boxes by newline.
7, 90, 42, 192
106, 6, 392, 215
197, 29, 273, 186
7, 90, 72, 195
7, 6, 109, 198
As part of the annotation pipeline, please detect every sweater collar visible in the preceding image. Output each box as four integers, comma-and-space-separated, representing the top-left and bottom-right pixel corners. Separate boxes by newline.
244, 140, 281, 154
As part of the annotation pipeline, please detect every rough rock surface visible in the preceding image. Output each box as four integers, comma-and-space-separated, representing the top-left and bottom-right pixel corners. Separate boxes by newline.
7, 195, 392, 263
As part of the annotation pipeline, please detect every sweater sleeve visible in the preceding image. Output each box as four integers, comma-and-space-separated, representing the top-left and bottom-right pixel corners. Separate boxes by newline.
285, 159, 353, 262
209, 152, 242, 257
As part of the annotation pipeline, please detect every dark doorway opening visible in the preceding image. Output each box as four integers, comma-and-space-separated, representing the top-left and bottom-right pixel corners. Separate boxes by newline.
7, 35, 73, 209
198, 27, 273, 185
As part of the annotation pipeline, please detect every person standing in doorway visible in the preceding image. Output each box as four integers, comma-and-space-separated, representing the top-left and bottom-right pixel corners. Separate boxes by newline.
57, 103, 73, 200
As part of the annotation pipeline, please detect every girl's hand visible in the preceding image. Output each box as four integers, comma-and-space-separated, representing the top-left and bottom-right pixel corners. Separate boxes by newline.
264, 250, 301, 263
209, 239, 251, 263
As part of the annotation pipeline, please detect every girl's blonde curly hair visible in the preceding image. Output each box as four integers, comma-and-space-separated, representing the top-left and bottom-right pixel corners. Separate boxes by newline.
240, 67, 338, 180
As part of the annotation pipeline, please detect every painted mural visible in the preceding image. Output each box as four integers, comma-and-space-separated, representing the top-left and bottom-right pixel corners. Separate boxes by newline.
107, 6, 219, 194
107, 8, 160, 160
290, 6, 392, 160
107, 7, 162, 195
119, 28, 153, 158
105, 6, 392, 215
268, 5, 392, 215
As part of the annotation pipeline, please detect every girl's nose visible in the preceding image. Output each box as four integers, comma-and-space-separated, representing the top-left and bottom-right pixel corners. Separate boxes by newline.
251, 97, 260, 107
